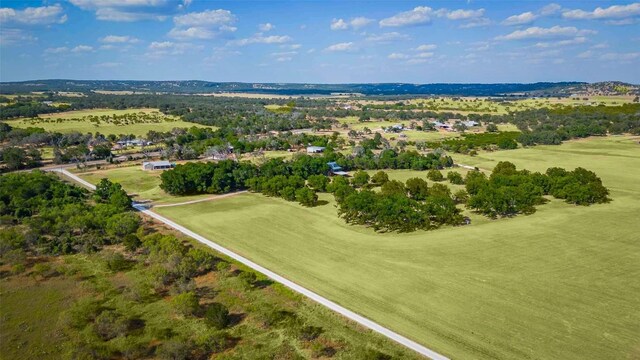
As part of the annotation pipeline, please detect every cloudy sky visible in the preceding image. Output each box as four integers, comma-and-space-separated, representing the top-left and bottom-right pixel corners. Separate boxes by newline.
1, 1, 639, 83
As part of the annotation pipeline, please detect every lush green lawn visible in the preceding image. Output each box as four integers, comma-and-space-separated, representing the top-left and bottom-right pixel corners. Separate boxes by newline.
5, 108, 215, 137
75, 165, 216, 205
156, 136, 640, 360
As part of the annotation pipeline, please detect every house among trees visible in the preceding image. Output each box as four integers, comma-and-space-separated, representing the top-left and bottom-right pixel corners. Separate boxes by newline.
142, 160, 175, 171
327, 162, 348, 176
385, 124, 404, 133
432, 121, 452, 130
117, 139, 151, 147
306, 146, 326, 154
463, 120, 479, 127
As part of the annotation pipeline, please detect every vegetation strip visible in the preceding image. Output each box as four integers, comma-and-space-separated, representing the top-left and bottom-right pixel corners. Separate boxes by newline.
56, 168, 449, 360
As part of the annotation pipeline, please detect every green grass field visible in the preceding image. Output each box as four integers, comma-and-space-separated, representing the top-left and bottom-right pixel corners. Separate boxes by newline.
75, 165, 218, 205
155, 136, 640, 359
4, 108, 215, 137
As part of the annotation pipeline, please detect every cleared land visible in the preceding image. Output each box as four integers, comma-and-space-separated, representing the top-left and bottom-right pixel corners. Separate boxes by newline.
74, 165, 218, 205
347, 95, 637, 115
4, 108, 215, 136
155, 136, 640, 360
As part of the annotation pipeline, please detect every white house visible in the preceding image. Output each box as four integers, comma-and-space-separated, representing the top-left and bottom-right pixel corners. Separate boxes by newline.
142, 161, 174, 171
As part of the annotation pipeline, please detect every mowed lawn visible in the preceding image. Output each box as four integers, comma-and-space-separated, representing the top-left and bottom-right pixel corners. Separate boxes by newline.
156, 135, 640, 360
75, 165, 216, 205
5, 108, 215, 136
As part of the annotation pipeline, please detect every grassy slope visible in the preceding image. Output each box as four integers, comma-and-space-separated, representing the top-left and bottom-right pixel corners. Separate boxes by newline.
0, 273, 82, 359
156, 136, 640, 360
75, 165, 219, 205
4, 108, 215, 137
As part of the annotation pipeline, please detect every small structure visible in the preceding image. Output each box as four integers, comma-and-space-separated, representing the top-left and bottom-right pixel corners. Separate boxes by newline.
432, 121, 452, 130
118, 139, 152, 147
463, 120, 479, 127
385, 124, 404, 133
306, 146, 326, 154
327, 162, 348, 176
142, 160, 174, 171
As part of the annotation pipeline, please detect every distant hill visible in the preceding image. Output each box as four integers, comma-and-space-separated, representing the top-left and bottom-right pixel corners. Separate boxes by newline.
2, 79, 634, 97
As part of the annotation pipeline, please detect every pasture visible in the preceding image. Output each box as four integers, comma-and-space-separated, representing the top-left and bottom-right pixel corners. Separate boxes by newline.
74, 165, 216, 205
155, 136, 640, 360
348, 95, 636, 116
4, 108, 215, 137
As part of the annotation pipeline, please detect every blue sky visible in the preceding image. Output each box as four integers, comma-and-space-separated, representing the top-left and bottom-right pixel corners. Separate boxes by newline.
1, 0, 639, 83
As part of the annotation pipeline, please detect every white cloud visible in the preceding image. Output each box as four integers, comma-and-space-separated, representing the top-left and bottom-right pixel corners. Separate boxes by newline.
0, 28, 37, 46
230, 34, 293, 46
540, 3, 562, 16
350, 17, 374, 29
577, 50, 593, 59
415, 52, 434, 58
44, 46, 69, 54
0, 4, 67, 25
388, 52, 409, 59
324, 42, 355, 52
502, 11, 537, 26
174, 9, 235, 27
147, 41, 202, 56
534, 36, 587, 48
259, 22, 274, 31
446, 9, 484, 20
69, 0, 175, 22
562, 3, 640, 20
379, 6, 433, 27
100, 35, 140, 43
413, 44, 437, 51
71, 45, 94, 53
599, 52, 640, 61
94, 62, 122, 68
495, 26, 596, 41
331, 17, 373, 30
406, 58, 429, 65
330, 18, 348, 30
365, 32, 410, 43
459, 17, 492, 28
169, 9, 237, 39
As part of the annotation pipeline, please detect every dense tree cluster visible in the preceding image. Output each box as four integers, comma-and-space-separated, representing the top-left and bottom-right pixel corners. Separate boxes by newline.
465, 161, 609, 217
0, 172, 134, 255
160, 150, 454, 208
426, 132, 521, 154
491, 104, 640, 145
330, 173, 463, 232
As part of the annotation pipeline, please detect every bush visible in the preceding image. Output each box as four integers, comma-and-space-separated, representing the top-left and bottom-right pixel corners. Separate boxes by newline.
307, 174, 329, 192
447, 171, 464, 185
370, 171, 389, 186
427, 169, 444, 182
171, 291, 199, 316
296, 187, 318, 207
93, 310, 129, 340
299, 325, 323, 341
156, 338, 193, 360
351, 170, 370, 188
105, 252, 131, 272
204, 303, 230, 330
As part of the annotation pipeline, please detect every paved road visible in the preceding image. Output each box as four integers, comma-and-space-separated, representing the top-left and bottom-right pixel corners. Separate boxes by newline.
52, 168, 449, 360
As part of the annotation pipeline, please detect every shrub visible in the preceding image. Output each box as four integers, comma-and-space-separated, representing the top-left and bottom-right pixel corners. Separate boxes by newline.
296, 187, 318, 207
93, 310, 129, 340
447, 171, 464, 185
171, 291, 199, 316
204, 303, 230, 330
351, 171, 370, 188
370, 171, 389, 186
427, 169, 444, 182
105, 252, 131, 272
